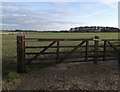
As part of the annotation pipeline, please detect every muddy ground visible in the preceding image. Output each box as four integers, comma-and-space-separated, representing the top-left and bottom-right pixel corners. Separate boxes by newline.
12, 60, 119, 90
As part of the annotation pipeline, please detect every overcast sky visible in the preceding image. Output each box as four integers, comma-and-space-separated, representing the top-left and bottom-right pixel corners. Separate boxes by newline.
1, 0, 119, 31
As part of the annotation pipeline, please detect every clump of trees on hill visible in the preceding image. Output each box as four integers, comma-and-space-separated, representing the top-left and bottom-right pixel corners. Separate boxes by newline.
69, 26, 120, 32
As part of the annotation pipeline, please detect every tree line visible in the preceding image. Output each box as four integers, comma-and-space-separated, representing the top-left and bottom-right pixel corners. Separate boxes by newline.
2, 26, 120, 32
69, 26, 120, 32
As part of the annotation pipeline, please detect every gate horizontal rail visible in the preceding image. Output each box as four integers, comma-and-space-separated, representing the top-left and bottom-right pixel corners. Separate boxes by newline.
25, 45, 120, 48
24, 38, 92, 42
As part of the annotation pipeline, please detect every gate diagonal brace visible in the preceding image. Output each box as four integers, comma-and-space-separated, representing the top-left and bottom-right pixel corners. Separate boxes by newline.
58, 41, 86, 63
26, 41, 56, 65
106, 40, 119, 54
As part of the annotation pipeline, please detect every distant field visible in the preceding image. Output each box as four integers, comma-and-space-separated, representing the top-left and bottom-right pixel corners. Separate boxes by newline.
24, 32, 118, 38
2, 32, 119, 89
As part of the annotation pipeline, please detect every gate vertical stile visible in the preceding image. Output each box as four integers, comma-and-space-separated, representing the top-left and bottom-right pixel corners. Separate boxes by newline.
103, 40, 107, 61
85, 40, 89, 62
56, 40, 60, 63
17, 34, 26, 73
117, 39, 120, 64
93, 36, 99, 64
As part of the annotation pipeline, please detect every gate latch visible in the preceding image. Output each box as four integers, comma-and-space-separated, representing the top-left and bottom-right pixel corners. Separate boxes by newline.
92, 36, 101, 41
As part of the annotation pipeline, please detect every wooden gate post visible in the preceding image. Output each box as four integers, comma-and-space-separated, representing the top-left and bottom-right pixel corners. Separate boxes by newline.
17, 34, 26, 73
93, 36, 99, 64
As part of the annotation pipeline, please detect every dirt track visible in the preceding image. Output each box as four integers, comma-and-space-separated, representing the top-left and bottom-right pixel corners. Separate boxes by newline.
14, 60, 119, 90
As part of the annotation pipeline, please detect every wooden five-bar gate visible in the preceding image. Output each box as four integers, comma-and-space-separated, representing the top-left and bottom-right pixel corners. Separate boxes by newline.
17, 34, 120, 73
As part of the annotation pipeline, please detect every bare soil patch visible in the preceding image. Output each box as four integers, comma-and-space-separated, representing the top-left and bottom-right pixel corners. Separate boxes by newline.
14, 60, 119, 90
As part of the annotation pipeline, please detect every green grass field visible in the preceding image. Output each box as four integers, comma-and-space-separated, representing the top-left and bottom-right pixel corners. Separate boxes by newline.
2, 32, 119, 89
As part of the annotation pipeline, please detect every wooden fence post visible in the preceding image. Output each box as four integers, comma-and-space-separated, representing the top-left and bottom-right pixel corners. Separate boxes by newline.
17, 34, 26, 73
93, 36, 99, 64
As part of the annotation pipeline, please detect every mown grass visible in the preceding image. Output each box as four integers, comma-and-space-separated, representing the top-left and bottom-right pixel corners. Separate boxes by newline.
2, 32, 119, 89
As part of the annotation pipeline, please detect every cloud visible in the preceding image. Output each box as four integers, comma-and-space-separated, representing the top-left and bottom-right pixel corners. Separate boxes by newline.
2, 3, 86, 30
3, 2, 117, 30
98, 0, 119, 2
2, 0, 76, 2
81, 8, 110, 18
98, 0, 119, 8
76, 1, 118, 18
